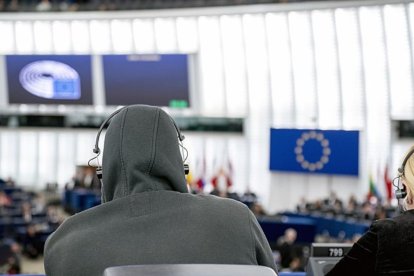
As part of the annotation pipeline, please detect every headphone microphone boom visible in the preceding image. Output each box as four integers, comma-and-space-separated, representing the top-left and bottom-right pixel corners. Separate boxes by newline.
88, 106, 190, 185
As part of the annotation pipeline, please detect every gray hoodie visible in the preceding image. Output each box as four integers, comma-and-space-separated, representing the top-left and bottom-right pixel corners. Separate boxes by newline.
44, 105, 277, 276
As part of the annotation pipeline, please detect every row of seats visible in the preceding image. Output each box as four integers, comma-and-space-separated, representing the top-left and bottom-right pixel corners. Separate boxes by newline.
279, 212, 369, 240
63, 188, 100, 214
0, 180, 62, 273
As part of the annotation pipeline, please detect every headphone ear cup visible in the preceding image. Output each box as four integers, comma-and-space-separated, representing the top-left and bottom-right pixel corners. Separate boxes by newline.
184, 164, 189, 175
396, 188, 407, 199
96, 166, 103, 184
396, 184, 407, 199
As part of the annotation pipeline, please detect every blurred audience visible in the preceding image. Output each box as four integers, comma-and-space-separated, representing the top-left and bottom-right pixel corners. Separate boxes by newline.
0, 0, 318, 12
0, 176, 65, 273
20, 224, 44, 259
0, 239, 21, 274
0, 191, 12, 208
36, 0, 51, 11
251, 202, 268, 217
295, 192, 398, 222
65, 166, 100, 192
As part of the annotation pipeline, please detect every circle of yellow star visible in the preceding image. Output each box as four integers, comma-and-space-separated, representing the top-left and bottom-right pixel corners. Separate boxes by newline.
295, 131, 331, 172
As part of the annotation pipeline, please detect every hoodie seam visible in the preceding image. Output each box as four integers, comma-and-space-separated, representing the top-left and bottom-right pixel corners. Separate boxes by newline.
120, 108, 129, 197
247, 207, 257, 263
146, 109, 160, 180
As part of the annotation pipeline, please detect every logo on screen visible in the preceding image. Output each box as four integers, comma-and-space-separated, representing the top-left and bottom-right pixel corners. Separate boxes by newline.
19, 60, 81, 100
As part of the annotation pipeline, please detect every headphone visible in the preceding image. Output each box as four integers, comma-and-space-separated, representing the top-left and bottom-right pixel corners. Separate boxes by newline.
393, 148, 414, 199
88, 106, 190, 184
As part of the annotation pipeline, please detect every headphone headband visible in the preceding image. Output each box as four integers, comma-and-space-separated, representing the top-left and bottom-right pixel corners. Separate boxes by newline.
90, 106, 190, 202
93, 107, 128, 154
93, 106, 185, 155
398, 148, 414, 176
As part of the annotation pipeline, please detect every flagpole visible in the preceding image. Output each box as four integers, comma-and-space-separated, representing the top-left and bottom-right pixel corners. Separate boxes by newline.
328, 175, 333, 195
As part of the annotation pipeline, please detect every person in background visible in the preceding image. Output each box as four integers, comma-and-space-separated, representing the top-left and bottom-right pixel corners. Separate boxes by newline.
250, 202, 268, 217
21, 202, 32, 223
373, 206, 387, 220
36, 0, 51, 11
5, 177, 15, 187
21, 224, 43, 259
344, 195, 358, 217
323, 192, 341, 207
276, 228, 303, 271
0, 191, 11, 209
241, 187, 258, 207
295, 197, 308, 213
0, 239, 21, 274
327, 146, 414, 275
6, 240, 21, 274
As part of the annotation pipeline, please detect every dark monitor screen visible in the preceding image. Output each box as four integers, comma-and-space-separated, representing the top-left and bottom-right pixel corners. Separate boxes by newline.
397, 120, 414, 138
6, 55, 93, 105
102, 54, 190, 107
306, 257, 342, 276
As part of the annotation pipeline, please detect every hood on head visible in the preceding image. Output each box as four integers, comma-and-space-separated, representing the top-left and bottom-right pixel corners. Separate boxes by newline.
101, 105, 188, 203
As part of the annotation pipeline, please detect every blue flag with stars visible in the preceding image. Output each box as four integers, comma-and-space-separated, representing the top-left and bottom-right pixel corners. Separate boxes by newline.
269, 128, 359, 176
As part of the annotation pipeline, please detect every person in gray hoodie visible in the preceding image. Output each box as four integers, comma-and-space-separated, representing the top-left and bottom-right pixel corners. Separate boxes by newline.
44, 105, 277, 276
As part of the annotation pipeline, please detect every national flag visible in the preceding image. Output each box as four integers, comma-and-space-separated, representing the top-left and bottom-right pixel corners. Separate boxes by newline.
211, 159, 232, 189
376, 165, 386, 200
384, 165, 393, 201
269, 128, 359, 176
186, 170, 193, 184
196, 178, 205, 190
226, 158, 233, 187
368, 174, 380, 199
195, 156, 206, 190
211, 170, 232, 189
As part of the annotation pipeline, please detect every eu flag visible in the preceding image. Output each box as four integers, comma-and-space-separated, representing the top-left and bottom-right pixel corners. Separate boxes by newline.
269, 128, 359, 176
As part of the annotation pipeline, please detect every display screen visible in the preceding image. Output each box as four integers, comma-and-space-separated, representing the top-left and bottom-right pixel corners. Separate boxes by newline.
6, 55, 93, 105
310, 243, 352, 257
102, 54, 190, 107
